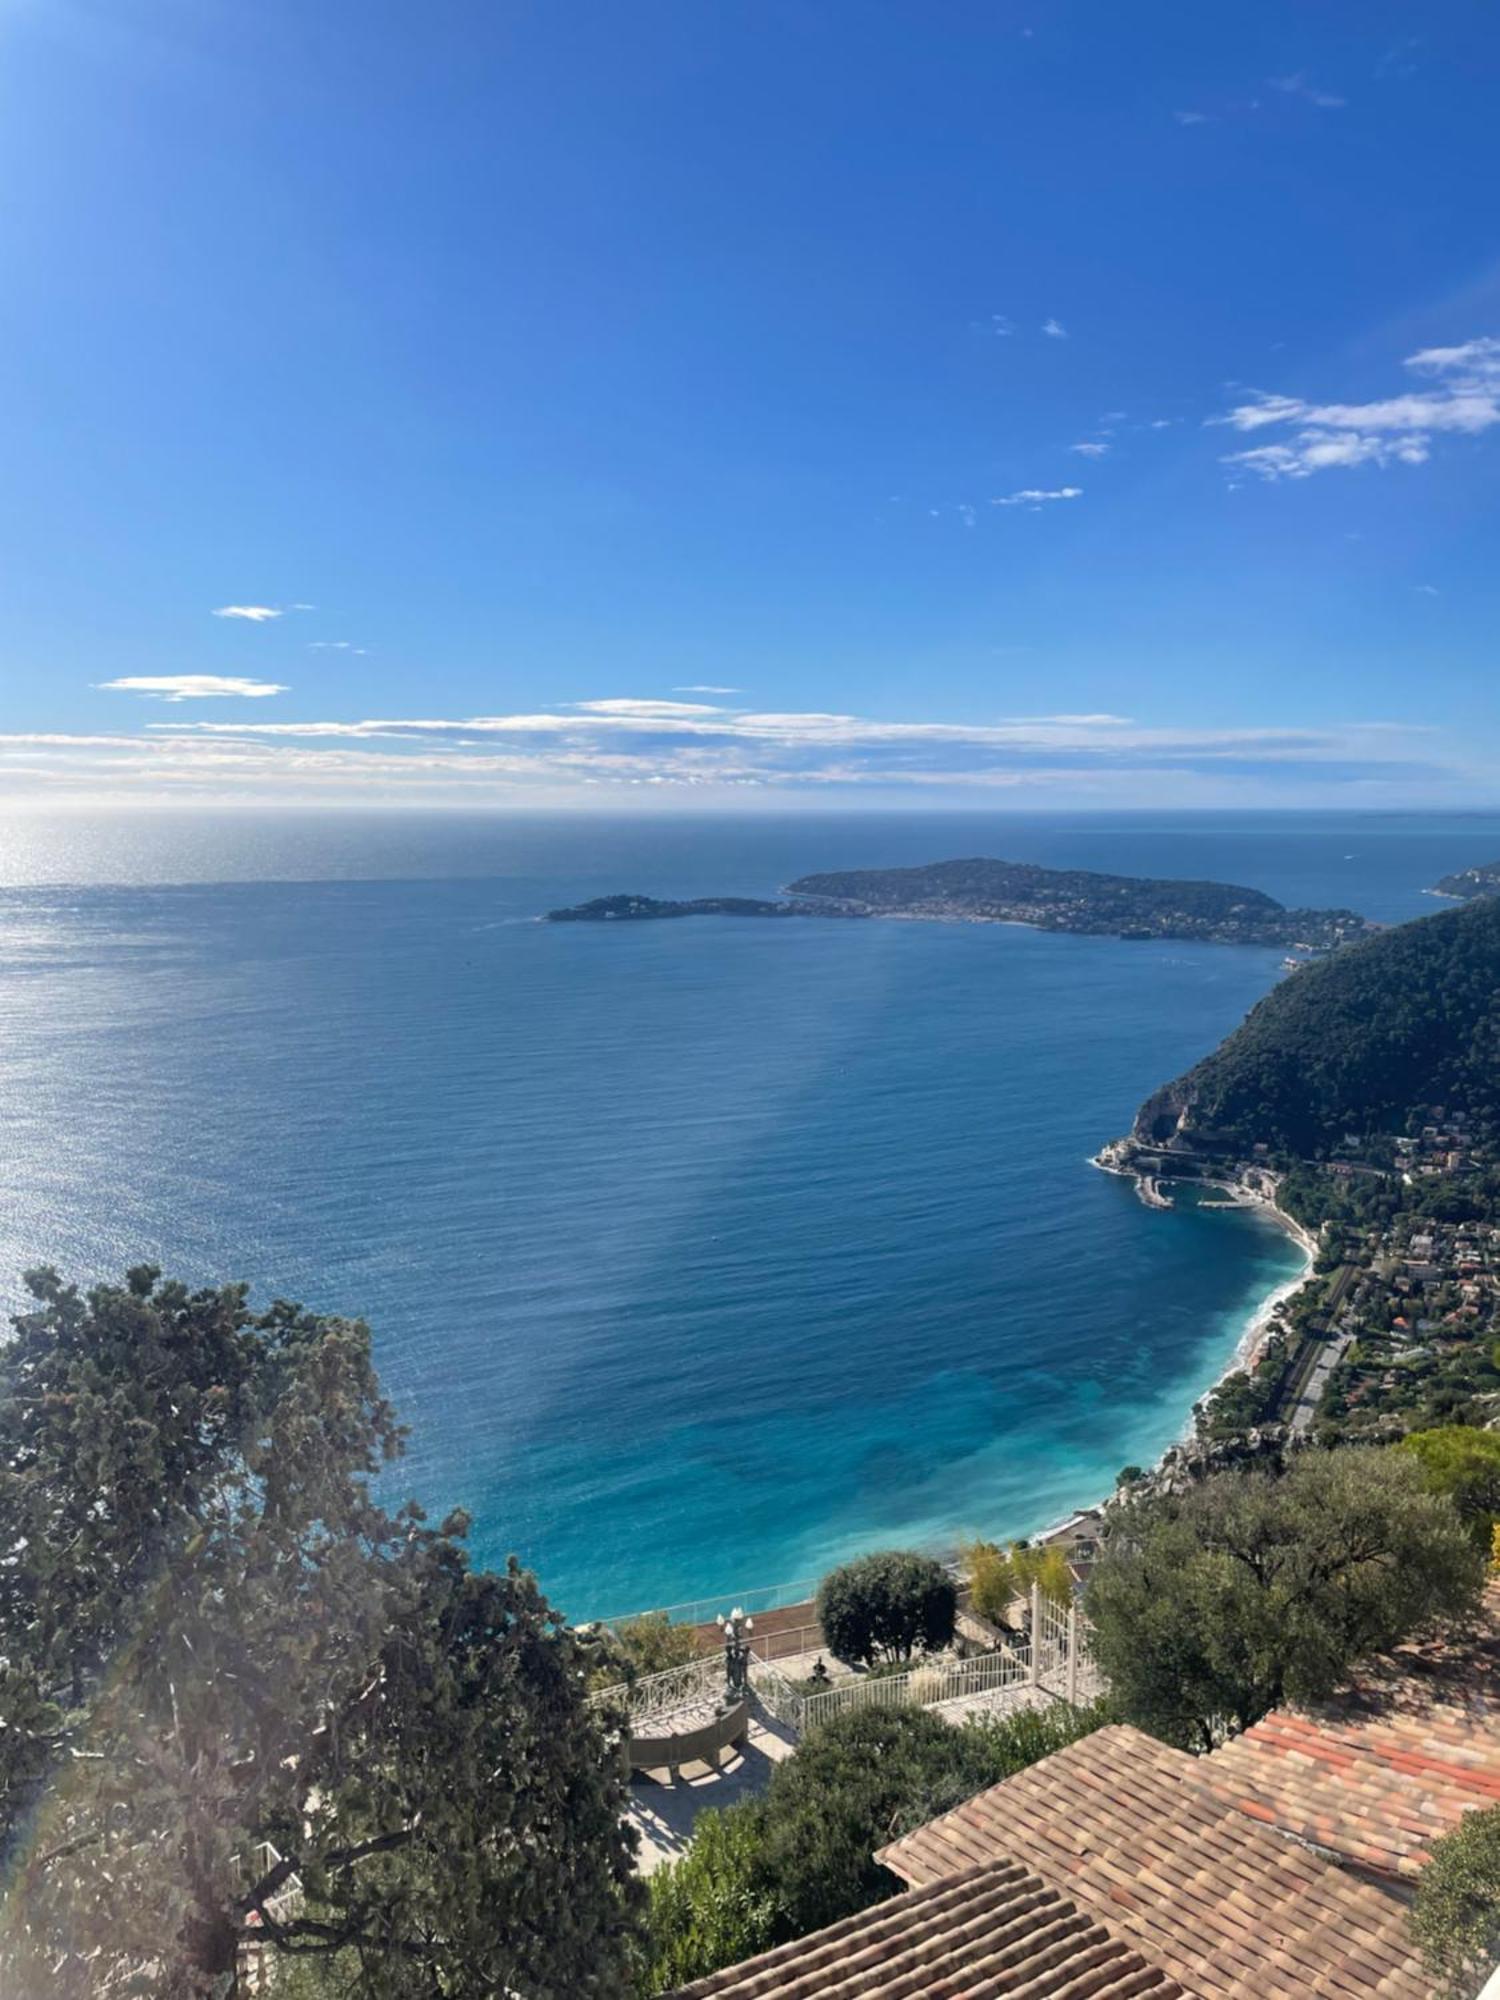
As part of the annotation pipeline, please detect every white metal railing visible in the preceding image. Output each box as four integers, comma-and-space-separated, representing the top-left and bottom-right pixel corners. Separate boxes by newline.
590, 1576, 819, 1630
589, 1653, 726, 1728
748, 1659, 807, 1733
594, 1587, 1095, 1740
750, 1621, 824, 1664
798, 1642, 1031, 1730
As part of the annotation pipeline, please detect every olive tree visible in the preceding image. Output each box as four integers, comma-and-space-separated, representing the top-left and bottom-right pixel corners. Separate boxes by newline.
1085, 1447, 1484, 1751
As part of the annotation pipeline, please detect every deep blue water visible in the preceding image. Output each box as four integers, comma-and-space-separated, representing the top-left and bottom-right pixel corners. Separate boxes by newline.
1, 809, 1495, 1619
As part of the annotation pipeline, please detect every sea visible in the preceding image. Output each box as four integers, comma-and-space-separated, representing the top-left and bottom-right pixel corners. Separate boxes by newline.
1, 807, 1494, 1621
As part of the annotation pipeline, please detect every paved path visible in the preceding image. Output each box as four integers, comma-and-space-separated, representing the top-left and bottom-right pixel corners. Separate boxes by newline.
626, 1703, 800, 1875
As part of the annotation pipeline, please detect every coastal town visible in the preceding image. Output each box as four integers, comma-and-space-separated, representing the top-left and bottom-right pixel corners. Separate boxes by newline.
1101, 1108, 1500, 1457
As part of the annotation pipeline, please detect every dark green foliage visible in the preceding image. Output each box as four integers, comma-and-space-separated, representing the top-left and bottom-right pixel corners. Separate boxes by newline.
816, 1551, 957, 1666
0, 1267, 642, 1998
1135, 897, 1500, 1154
1412, 1804, 1500, 1996
786, 857, 1366, 946
642, 1808, 782, 1994
1399, 1427, 1500, 1549
642, 1700, 1111, 1993
1085, 1448, 1485, 1751
1432, 860, 1500, 901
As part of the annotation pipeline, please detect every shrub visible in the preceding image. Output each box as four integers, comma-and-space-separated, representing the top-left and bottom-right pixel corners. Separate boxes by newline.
816, 1550, 956, 1666
594, 1610, 707, 1687
643, 1808, 780, 1994
1412, 1804, 1500, 1996
961, 1538, 1072, 1626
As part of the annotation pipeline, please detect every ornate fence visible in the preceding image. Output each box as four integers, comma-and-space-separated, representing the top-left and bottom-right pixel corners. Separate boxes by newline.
748, 1658, 808, 1733
796, 1641, 1032, 1730
598, 1586, 1096, 1744
589, 1654, 725, 1730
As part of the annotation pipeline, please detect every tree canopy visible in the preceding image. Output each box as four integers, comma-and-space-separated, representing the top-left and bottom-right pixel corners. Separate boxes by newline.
0, 1266, 642, 1998
815, 1551, 956, 1666
1398, 1427, 1500, 1551
1412, 1804, 1500, 1998
1084, 1448, 1485, 1751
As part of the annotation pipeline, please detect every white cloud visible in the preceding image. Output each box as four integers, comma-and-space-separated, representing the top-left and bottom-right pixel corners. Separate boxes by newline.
1269, 72, 1346, 108
1216, 337, 1500, 479
573, 698, 728, 718
309, 641, 368, 654
674, 684, 742, 694
1175, 109, 1211, 125
2, 701, 1454, 808
97, 675, 288, 701
1407, 336, 1500, 384
212, 605, 283, 622
991, 486, 1083, 507
1042, 318, 1069, 339
990, 314, 1015, 336
1069, 441, 1110, 457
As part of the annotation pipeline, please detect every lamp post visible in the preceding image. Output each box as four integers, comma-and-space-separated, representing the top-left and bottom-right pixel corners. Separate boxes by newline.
716, 1606, 754, 1703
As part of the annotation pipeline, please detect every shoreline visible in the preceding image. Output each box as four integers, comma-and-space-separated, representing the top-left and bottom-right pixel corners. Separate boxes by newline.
1026, 1156, 1317, 1551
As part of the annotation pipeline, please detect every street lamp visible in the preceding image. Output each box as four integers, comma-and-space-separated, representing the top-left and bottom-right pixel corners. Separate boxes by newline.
716, 1606, 754, 1702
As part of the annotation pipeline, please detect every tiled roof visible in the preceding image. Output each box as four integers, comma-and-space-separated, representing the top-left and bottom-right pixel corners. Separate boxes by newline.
1204, 1590, 1500, 1882
667, 1857, 1187, 1998
877, 1725, 1430, 1998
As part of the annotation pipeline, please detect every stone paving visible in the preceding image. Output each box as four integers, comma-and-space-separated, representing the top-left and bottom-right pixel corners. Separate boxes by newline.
626, 1700, 801, 1874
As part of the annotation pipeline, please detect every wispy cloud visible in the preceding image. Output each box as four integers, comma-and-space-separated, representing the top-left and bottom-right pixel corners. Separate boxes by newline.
991, 486, 1082, 507
1175, 109, 1211, 126
1069, 441, 1110, 458
97, 675, 288, 701
1216, 337, 1500, 480
309, 641, 368, 654
1269, 72, 1346, 108
212, 605, 283, 622
2, 699, 1456, 807
1042, 318, 1069, 339
674, 684, 742, 694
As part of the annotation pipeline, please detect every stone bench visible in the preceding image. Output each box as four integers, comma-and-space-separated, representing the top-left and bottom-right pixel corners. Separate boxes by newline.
626, 1695, 753, 1781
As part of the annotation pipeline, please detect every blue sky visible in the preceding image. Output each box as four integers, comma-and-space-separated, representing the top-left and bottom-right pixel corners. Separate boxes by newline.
2, 0, 1497, 809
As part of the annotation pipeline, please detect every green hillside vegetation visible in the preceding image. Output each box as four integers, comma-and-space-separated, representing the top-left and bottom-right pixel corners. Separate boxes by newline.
1432, 860, 1500, 901
786, 857, 1372, 946
1135, 896, 1500, 1155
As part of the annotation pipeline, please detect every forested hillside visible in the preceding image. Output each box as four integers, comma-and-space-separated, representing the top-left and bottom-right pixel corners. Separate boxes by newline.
1134, 896, 1500, 1155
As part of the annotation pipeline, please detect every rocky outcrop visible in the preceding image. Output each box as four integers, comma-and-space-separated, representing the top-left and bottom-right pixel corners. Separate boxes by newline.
1107, 1419, 1407, 1514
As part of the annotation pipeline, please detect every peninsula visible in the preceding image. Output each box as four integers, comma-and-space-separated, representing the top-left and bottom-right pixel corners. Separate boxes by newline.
548, 857, 1374, 949
1430, 858, 1500, 900
545, 893, 845, 922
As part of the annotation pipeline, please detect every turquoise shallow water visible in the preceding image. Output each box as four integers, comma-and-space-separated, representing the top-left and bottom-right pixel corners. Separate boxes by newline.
1, 809, 1495, 1617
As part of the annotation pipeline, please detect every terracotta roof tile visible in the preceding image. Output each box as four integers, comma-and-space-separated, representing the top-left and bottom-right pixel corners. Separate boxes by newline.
876, 1726, 1430, 1999
1203, 1595, 1500, 1883
667, 1859, 1189, 1999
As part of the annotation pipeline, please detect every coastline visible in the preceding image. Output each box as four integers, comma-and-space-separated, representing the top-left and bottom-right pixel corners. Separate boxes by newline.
1027, 1156, 1317, 1551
